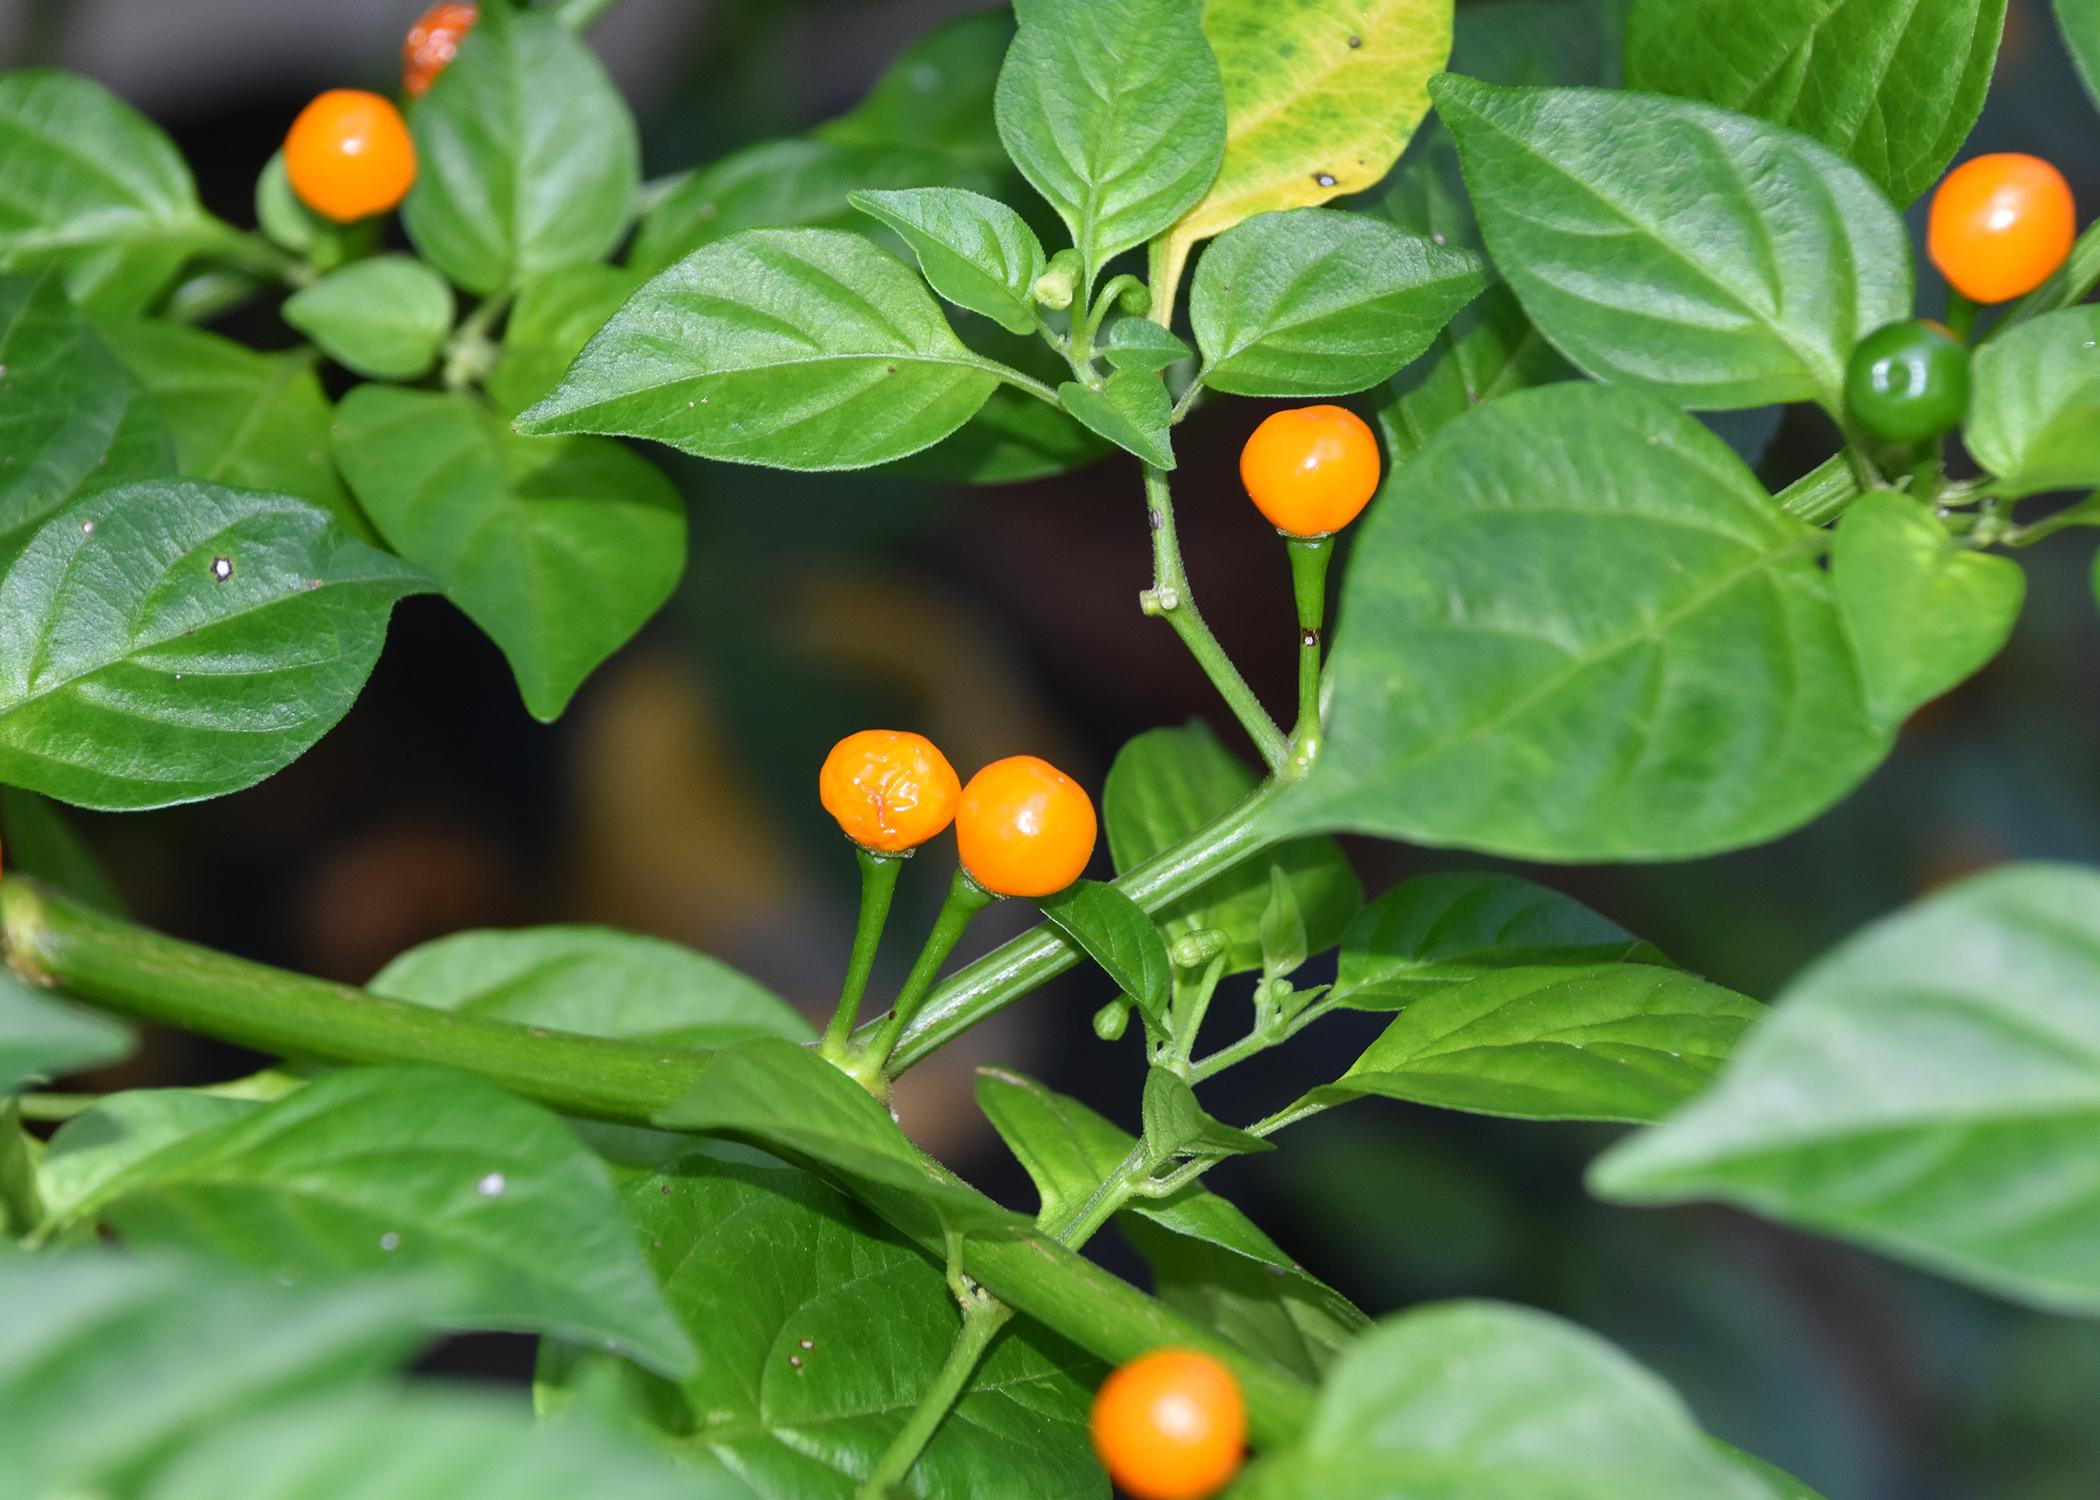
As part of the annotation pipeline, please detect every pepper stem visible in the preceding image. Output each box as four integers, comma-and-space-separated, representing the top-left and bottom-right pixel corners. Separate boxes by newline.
859, 867, 997, 1075
1285, 535, 1335, 761
821, 846, 906, 1061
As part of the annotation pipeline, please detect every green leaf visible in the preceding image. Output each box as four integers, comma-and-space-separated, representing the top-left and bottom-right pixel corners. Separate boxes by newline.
1104, 723, 1360, 975
1593, 862, 2100, 1316
1189, 208, 1488, 398
1625, 0, 2007, 207
1102, 316, 1192, 373
402, 2, 639, 294
656, 1037, 1023, 1237
1831, 490, 2024, 730
1715, 1440, 1833, 1500
893, 386, 1108, 484
1154, 0, 1455, 301
97, 318, 370, 542
67, 1063, 696, 1373
485, 262, 641, 416
40, 1088, 259, 1225
370, 925, 810, 1047
1967, 307, 2100, 498
994, 0, 1226, 268
1258, 867, 1308, 979
851, 187, 1046, 335
144, 1390, 725, 1500
1141, 1067, 1272, 1159
974, 1067, 1365, 1379
0, 968, 130, 1094
1331, 872, 1664, 1010
333, 385, 684, 722
282, 256, 455, 381
0, 1252, 435, 1496
2064, 0, 2100, 114
0, 479, 427, 811
0, 71, 206, 313
0, 274, 173, 558
1375, 282, 1573, 467
1057, 370, 1175, 469
539, 1153, 1106, 1496
818, 10, 1015, 170
1234, 1301, 1779, 1499
1431, 75, 1911, 411
1281, 383, 1892, 861
254, 151, 368, 271
0, 787, 127, 915
1302, 963, 1763, 1123
1039, 878, 1174, 1023
518, 228, 1000, 472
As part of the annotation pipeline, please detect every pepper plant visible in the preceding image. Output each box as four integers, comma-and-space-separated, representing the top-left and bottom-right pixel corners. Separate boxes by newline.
3, 0, 2100, 1495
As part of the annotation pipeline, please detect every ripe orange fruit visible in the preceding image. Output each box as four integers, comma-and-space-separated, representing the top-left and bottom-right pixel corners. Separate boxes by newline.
1239, 405, 1381, 537
404, 2, 480, 99
819, 730, 962, 854
955, 755, 1096, 898
1090, 1348, 1245, 1500
283, 90, 417, 224
1929, 154, 2076, 305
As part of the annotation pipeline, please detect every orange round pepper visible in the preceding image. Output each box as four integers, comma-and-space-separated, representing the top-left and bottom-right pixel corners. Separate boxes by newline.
1090, 1348, 1246, 1500
819, 730, 961, 854
404, 2, 480, 99
283, 90, 417, 224
1929, 154, 2076, 305
955, 755, 1095, 898
1238, 405, 1382, 538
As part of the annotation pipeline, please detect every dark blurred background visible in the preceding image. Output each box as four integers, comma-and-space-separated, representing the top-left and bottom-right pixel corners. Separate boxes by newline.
4, 2, 2098, 1496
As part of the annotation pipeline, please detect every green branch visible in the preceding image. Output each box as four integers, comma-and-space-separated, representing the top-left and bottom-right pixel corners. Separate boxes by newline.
856, 1289, 1014, 1498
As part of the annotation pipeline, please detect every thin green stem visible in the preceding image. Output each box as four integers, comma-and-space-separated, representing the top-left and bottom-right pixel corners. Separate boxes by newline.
856, 1292, 1014, 1499
1141, 466, 1289, 771
1943, 288, 1981, 344
195, 219, 307, 288
1045, 1141, 1154, 1247
1161, 954, 1227, 1073
1285, 536, 1333, 755
1776, 452, 1863, 525
1169, 379, 1204, 426
1909, 439, 1946, 509
1991, 221, 2100, 338
822, 849, 905, 1060
1085, 274, 1147, 344
976, 358, 1064, 409
859, 868, 996, 1076
2006, 490, 2100, 547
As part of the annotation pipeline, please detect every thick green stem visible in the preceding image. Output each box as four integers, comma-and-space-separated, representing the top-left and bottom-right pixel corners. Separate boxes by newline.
856, 1292, 1015, 1498
860, 869, 996, 1075
1141, 466, 1289, 771
1776, 452, 1862, 525
1286, 536, 1333, 754
1943, 288, 1981, 344
822, 849, 905, 1059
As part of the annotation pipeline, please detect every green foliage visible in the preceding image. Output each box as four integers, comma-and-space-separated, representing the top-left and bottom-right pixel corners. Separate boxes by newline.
1056, 369, 1176, 467
2064, 0, 2100, 112
1375, 283, 1574, 464
1189, 208, 1488, 397
1142, 1066, 1272, 1158
282, 256, 455, 380
1966, 307, 2100, 497
1101, 316, 1192, 372
994, 0, 1226, 270
0, 970, 131, 1094
484, 262, 640, 415
1432, 75, 1911, 411
402, 1, 639, 294
0, 789, 127, 915
1625, 0, 2008, 206
1039, 879, 1174, 1024
333, 385, 684, 721
1595, 864, 2100, 1315
852, 187, 1046, 335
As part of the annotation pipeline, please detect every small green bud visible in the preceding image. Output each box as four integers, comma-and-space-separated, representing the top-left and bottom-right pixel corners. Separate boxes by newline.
1034, 249, 1081, 311
1117, 281, 1152, 317
1170, 929, 1227, 969
1093, 998, 1132, 1042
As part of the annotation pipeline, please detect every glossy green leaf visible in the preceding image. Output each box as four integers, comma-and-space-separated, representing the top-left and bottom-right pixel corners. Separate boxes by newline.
1104, 723, 1360, 975
540, 1153, 1105, 1496
894, 387, 1108, 483
1154, 0, 1454, 302
1376, 282, 1573, 466
994, 0, 1226, 268
1301, 963, 1762, 1123
818, 10, 1015, 170
0, 274, 172, 559
0, 1252, 433, 1496
1190, 208, 1488, 397
40, 1088, 258, 1225
0, 968, 130, 1094
67, 1063, 695, 1372
403, 2, 639, 294
333, 385, 684, 722
656, 1037, 1022, 1236
974, 1067, 1365, 1379
1831, 490, 2024, 730
370, 925, 809, 1047
1331, 872, 1663, 1010
484, 262, 641, 416
518, 228, 1001, 471
1039, 879, 1174, 1023
2064, 0, 2100, 113
145, 1391, 723, 1500
1234, 1302, 1779, 1499
1432, 75, 1911, 411
97, 318, 368, 541
1594, 863, 2100, 1315
1057, 370, 1174, 469
282, 256, 455, 381
1102, 316, 1192, 373
0, 787, 127, 915
1625, 0, 2007, 207
851, 187, 1045, 335
0, 479, 426, 811
1281, 384, 1891, 860
0, 70, 206, 313
1967, 307, 2100, 498
1141, 1067, 1272, 1158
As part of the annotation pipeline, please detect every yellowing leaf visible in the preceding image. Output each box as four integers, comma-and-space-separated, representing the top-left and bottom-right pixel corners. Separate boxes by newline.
1152, 0, 1453, 316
